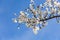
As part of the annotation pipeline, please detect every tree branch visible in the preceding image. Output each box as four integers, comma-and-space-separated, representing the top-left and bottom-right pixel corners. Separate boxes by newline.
40, 15, 60, 21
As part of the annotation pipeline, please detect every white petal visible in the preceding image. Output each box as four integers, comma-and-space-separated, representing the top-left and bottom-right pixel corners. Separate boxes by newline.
37, 20, 39, 24
58, 11, 60, 15
33, 27, 39, 34
20, 11, 25, 15
13, 19, 17, 23
57, 2, 60, 7
46, 0, 51, 2
40, 4, 42, 7
18, 21, 22, 23
30, 0, 34, 3
54, 1, 57, 5
49, 4, 52, 7
40, 21, 43, 24
36, 27, 39, 30
29, 4, 33, 10
33, 28, 38, 34
33, 30, 38, 34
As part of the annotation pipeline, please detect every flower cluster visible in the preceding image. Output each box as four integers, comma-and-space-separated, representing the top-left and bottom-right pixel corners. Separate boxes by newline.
13, 0, 60, 34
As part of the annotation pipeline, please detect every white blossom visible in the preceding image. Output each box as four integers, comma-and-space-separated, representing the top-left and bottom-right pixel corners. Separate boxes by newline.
25, 12, 29, 16
46, 0, 51, 2
54, 1, 60, 7
33, 27, 39, 34
58, 10, 60, 15
30, 0, 34, 3
54, 1, 58, 5
13, 0, 60, 34
40, 21, 43, 24
20, 11, 25, 15
57, 2, 60, 8
49, 4, 52, 7
13, 18, 17, 23
40, 4, 43, 7
29, 4, 34, 10
46, 7, 49, 11
50, 8, 56, 14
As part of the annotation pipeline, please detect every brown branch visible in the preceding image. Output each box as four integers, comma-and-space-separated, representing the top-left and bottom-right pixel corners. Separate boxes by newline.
40, 15, 60, 21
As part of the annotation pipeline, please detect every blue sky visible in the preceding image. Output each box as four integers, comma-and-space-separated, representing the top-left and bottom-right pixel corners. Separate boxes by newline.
0, 0, 60, 40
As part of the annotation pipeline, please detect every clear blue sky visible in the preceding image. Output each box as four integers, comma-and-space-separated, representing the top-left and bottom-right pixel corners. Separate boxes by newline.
0, 0, 60, 40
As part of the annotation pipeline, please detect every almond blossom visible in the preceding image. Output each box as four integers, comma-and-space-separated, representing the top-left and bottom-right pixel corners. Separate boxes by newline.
13, 0, 60, 34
